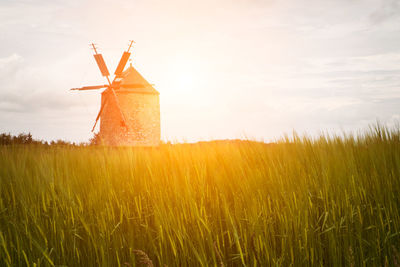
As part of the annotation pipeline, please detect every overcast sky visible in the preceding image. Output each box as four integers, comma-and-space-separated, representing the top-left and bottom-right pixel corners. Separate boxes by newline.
0, 0, 399, 142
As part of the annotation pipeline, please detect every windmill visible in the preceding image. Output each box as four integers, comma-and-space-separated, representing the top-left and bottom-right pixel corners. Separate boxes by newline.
71, 41, 160, 146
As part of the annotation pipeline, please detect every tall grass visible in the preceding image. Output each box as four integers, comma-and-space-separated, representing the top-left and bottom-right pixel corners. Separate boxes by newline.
0, 125, 399, 266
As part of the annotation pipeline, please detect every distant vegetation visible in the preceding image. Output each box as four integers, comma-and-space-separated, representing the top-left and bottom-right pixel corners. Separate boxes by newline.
0, 132, 91, 146
0, 125, 399, 266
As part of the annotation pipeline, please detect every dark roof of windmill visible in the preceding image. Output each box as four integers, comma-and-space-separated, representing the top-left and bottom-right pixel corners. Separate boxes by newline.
117, 64, 159, 95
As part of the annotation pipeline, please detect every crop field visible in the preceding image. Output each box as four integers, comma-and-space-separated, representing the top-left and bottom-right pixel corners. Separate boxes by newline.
0, 126, 399, 266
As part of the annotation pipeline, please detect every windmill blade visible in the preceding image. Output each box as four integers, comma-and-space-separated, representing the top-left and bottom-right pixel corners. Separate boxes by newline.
91, 97, 108, 132
91, 43, 110, 77
93, 54, 110, 77
119, 83, 150, 88
87, 42, 130, 131
114, 51, 131, 76
91, 89, 127, 132
114, 40, 135, 77
70, 85, 108, 91
109, 87, 127, 128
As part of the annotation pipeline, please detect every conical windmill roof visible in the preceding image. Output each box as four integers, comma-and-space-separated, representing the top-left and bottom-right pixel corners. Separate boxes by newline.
118, 64, 159, 95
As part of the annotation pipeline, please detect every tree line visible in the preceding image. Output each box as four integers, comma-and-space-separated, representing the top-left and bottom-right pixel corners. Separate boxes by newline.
0, 132, 96, 146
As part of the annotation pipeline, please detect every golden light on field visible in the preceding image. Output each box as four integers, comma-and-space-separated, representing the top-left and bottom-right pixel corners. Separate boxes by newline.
1, 125, 400, 265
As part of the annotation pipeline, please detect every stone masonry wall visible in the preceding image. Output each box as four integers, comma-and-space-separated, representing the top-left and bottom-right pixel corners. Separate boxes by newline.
99, 90, 160, 146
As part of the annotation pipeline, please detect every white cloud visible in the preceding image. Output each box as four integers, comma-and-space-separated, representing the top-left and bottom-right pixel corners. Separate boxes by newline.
370, 0, 400, 24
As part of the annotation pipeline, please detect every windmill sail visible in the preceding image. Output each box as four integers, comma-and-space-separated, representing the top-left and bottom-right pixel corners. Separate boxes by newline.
94, 54, 110, 77
92, 97, 108, 132
72, 42, 135, 133
108, 88, 127, 127
114, 52, 131, 76
70, 85, 108, 90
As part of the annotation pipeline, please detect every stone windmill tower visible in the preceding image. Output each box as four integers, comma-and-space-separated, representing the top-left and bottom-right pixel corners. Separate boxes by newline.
71, 42, 160, 146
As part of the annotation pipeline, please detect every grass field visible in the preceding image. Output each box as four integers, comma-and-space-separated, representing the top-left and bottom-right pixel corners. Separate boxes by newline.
0, 125, 400, 266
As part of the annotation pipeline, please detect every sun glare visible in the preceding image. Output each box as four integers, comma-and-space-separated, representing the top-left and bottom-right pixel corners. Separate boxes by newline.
176, 70, 196, 92
161, 55, 207, 96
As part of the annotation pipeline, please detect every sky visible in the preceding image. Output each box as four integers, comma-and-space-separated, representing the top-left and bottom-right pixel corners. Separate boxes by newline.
0, 0, 399, 143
